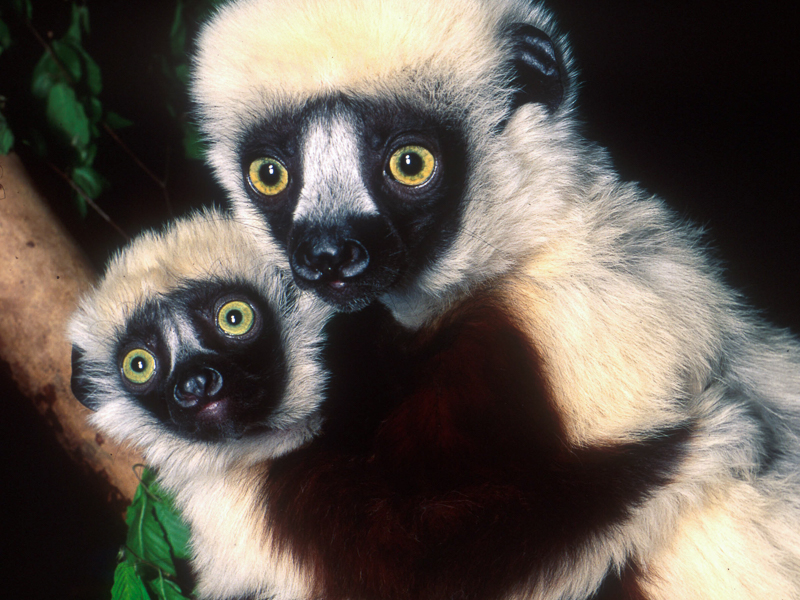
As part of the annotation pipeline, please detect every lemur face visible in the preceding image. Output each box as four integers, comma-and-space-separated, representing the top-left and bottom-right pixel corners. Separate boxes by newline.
236, 102, 468, 312
73, 281, 288, 442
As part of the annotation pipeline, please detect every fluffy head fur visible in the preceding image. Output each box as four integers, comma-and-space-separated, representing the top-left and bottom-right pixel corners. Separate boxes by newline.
193, 0, 572, 140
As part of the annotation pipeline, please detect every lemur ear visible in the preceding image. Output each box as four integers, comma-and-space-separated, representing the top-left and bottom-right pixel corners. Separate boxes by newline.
506, 24, 564, 113
71, 345, 97, 410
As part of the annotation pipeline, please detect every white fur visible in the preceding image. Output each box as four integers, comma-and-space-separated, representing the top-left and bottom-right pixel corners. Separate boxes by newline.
186, 0, 800, 597
294, 116, 379, 221
69, 209, 332, 599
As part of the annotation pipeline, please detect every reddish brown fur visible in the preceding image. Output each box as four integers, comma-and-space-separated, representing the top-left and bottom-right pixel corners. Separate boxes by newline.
264, 298, 686, 600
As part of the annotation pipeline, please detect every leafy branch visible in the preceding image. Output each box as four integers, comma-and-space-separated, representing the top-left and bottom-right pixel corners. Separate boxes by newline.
112, 467, 193, 600
1, 0, 134, 236
0, 1, 198, 239
29, 4, 113, 214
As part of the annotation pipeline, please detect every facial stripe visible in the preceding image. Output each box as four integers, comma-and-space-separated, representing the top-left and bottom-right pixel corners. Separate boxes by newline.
293, 115, 378, 222
165, 307, 206, 373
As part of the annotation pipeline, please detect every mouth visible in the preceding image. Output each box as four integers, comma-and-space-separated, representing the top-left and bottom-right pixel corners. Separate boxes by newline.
196, 398, 229, 422
292, 255, 405, 313
312, 278, 378, 312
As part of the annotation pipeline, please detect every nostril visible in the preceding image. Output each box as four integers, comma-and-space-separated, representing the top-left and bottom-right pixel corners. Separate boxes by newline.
339, 240, 369, 278
293, 238, 369, 282
174, 367, 223, 408
297, 241, 338, 279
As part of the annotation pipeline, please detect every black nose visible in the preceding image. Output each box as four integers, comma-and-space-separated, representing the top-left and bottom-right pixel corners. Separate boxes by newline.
292, 235, 369, 283
173, 367, 223, 408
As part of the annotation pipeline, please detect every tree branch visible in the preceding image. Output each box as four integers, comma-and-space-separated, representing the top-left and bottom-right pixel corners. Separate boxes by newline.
0, 152, 140, 513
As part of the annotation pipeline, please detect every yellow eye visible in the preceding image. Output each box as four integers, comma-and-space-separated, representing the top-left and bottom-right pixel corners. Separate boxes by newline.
217, 300, 255, 336
388, 145, 436, 186
122, 349, 157, 385
248, 157, 289, 196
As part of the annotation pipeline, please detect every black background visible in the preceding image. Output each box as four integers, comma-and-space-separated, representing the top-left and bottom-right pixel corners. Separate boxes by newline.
1, 1, 798, 598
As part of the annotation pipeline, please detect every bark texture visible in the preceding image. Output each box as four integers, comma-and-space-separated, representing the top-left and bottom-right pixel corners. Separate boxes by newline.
0, 153, 140, 509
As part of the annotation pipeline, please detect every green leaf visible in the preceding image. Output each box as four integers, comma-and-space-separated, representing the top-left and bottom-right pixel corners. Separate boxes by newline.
146, 575, 189, 600
77, 3, 90, 35
72, 165, 107, 199
78, 44, 102, 95
129, 500, 178, 574
31, 53, 61, 100
45, 83, 90, 150
0, 19, 11, 56
71, 188, 88, 217
130, 477, 183, 573
124, 470, 192, 585
111, 561, 153, 600
51, 39, 82, 83
64, 3, 90, 43
0, 112, 14, 155
87, 96, 103, 125
83, 141, 98, 167
104, 111, 134, 130
109, 469, 193, 599
150, 496, 192, 563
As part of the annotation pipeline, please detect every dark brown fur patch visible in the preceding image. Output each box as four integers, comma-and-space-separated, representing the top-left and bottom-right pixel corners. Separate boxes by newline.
264, 300, 688, 600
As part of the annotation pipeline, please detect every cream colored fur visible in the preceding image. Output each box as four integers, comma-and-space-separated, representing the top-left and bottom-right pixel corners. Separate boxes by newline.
69, 210, 332, 599
639, 481, 800, 599
181, 467, 312, 599
192, 0, 800, 597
